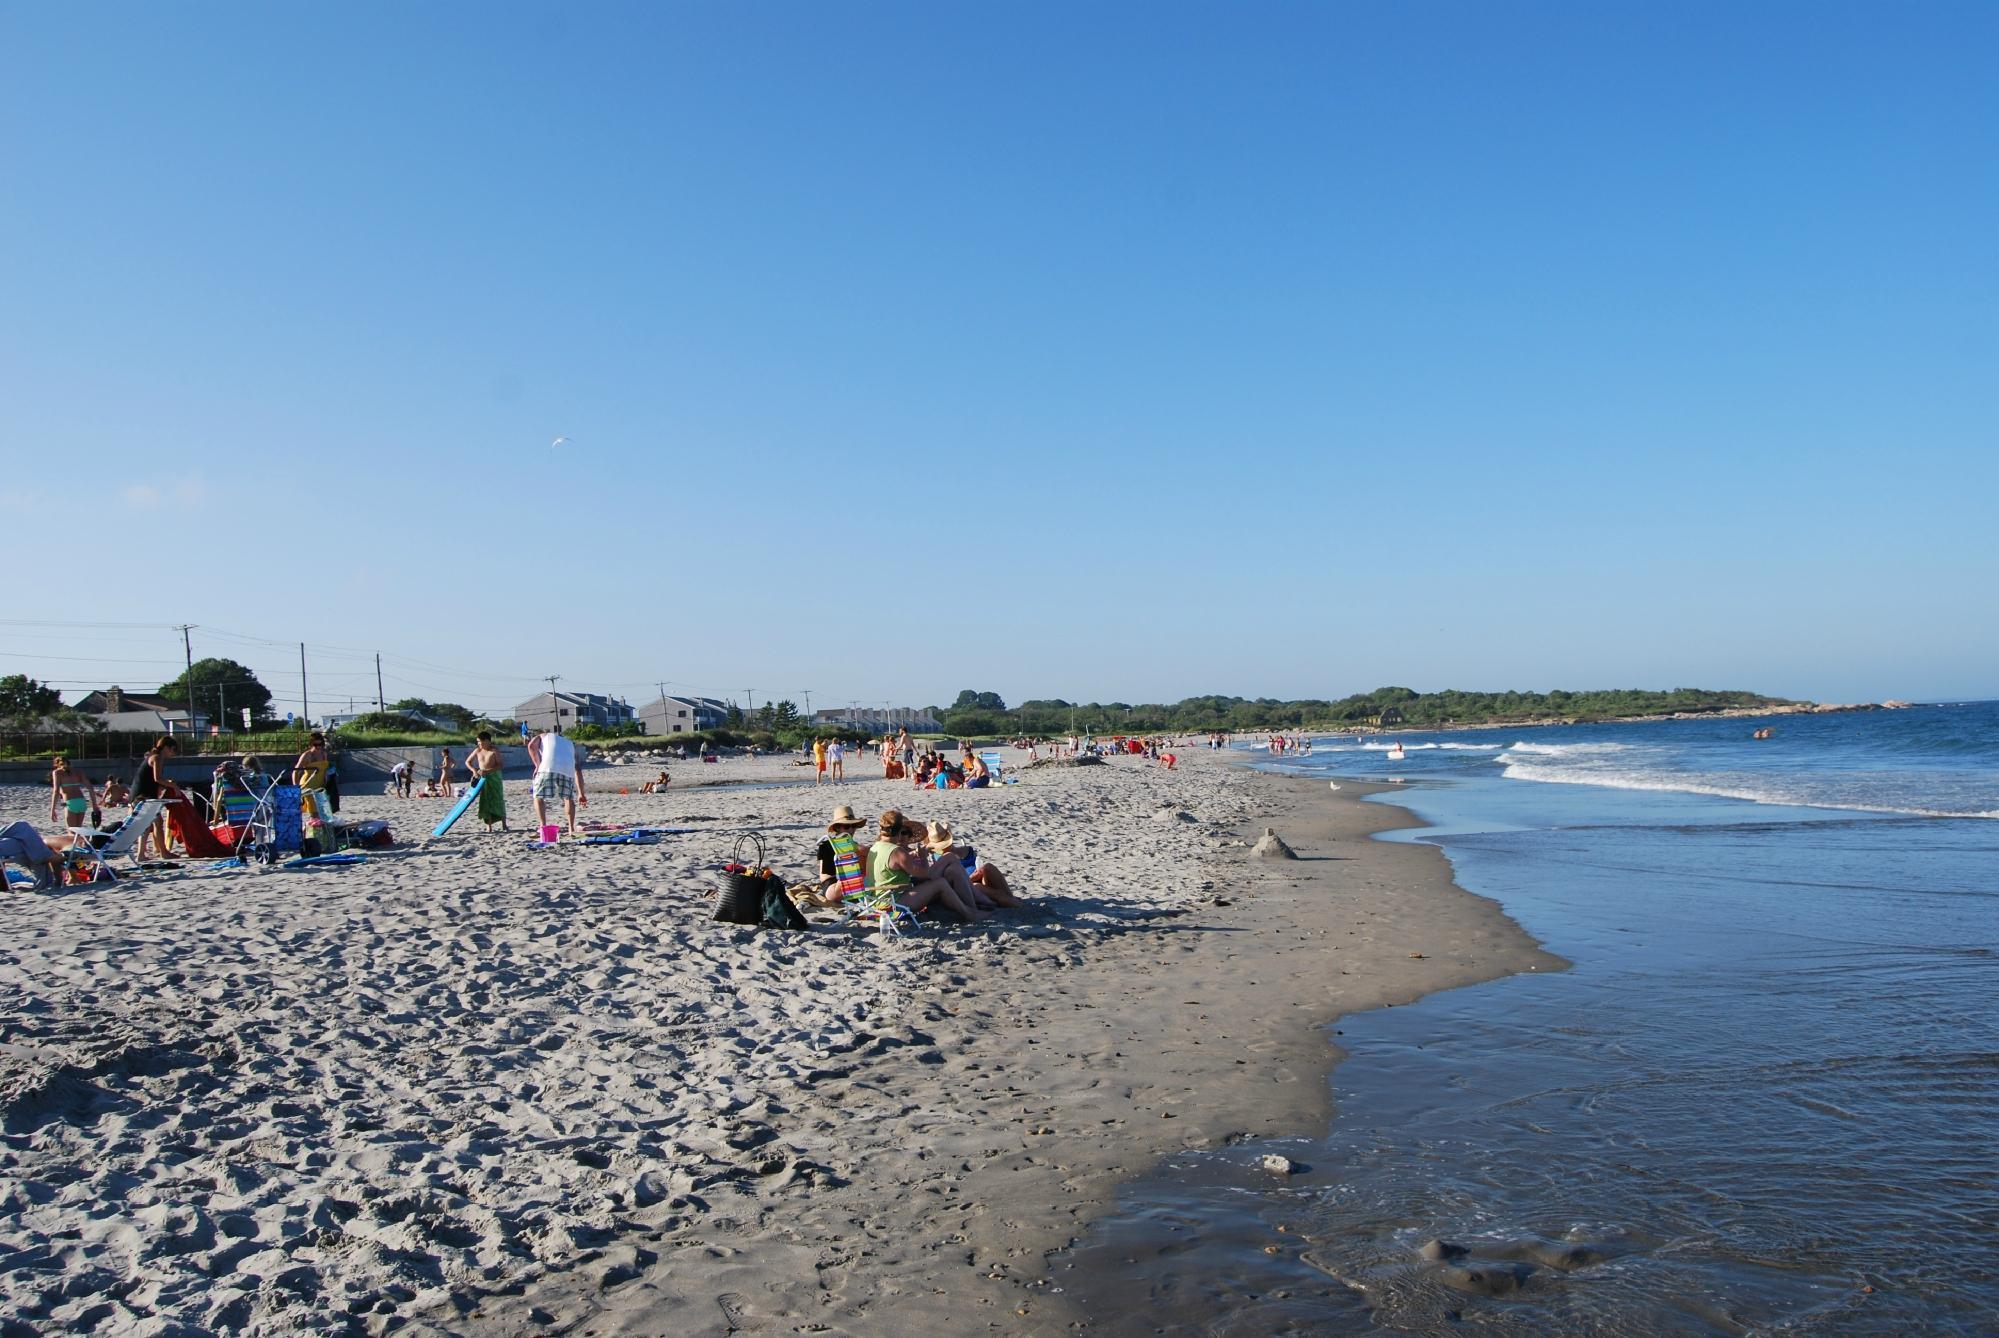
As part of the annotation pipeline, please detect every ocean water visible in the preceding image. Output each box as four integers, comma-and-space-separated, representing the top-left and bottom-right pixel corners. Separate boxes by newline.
1058, 702, 1999, 1335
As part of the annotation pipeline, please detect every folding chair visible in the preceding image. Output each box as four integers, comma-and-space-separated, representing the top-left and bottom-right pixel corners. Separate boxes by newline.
842, 856, 922, 941
217, 772, 284, 865
65, 799, 169, 881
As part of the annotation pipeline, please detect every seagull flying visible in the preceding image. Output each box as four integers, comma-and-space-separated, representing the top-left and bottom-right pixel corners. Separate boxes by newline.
551, 436, 570, 449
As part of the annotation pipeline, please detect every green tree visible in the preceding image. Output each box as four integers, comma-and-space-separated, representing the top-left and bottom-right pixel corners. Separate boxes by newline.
159, 658, 274, 723
943, 708, 1007, 737
388, 697, 479, 730
0, 674, 64, 729
952, 689, 1007, 713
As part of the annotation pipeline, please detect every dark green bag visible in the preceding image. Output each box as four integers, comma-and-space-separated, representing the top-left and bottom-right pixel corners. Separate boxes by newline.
760, 881, 809, 931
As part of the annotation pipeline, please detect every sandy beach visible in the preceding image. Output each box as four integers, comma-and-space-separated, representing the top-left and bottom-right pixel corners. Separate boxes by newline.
1, 746, 1559, 1335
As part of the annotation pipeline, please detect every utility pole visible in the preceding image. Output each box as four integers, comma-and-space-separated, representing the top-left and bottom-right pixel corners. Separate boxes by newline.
800, 689, 812, 721
544, 675, 562, 731
744, 688, 758, 721
175, 625, 196, 736
217, 682, 226, 734
375, 654, 385, 713
300, 643, 309, 727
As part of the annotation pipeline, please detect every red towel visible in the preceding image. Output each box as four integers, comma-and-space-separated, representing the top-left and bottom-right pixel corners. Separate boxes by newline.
165, 797, 232, 858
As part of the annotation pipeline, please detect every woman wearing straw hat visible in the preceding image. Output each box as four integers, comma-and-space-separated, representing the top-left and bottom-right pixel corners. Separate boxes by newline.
923, 821, 1022, 910
869, 810, 985, 922
799, 804, 870, 907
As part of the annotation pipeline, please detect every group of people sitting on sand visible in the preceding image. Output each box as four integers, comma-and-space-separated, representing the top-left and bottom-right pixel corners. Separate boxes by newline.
889, 745, 994, 790
794, 804, 1022, 922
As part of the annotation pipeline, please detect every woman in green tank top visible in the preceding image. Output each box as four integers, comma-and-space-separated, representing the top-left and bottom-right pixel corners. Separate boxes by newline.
869, 810, 984, 921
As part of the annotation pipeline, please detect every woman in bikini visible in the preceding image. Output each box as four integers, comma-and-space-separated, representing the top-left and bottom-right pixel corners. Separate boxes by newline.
48, 756, 97, 833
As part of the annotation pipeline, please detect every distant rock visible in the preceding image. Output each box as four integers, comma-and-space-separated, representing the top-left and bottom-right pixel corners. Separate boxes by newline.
1260, 1154, 1297, 1175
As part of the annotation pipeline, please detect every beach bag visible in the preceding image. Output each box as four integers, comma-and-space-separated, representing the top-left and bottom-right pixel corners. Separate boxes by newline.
760, 882, 809, 931
715, 832, 772, 925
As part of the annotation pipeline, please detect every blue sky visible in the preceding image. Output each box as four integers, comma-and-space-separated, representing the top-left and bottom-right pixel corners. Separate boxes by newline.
3, 1, 1993, 716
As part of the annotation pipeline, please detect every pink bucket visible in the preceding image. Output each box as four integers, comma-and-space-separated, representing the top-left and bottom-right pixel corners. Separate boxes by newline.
540, 824, 560, 843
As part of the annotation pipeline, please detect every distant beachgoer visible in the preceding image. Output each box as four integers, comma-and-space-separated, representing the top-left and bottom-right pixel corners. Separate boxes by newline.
528, 725, 587, 836
813, 736, 829, 785
389, 758, 413, 798
468, 730, 508, 831
642, 769, 671, 793
49, 756, 95, 831
437, 747, 455, 796
829, 738, 846, 782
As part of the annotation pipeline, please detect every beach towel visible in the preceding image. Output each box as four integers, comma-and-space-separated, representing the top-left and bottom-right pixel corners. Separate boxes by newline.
827, 832, 865, 901
218, 782, 258, 829
164, 796, 232, 858
475, 774, 507, 826
272, 786, 303, 853
283, 853, 366, 870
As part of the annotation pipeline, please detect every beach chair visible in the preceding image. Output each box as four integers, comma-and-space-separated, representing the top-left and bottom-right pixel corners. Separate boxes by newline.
978, 751, 1011, 785
842, 857, 921, 941
219, 772, 284, 864
64, 799, 169, 881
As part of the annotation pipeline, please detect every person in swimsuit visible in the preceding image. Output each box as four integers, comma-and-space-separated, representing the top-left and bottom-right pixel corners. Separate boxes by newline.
292, 732, 330, 795
131, 736, 179, 859
48, 756, 97, 832
921, 820, 1017, 909
467, 730, 508, 831
437, 747, 455, 796
292, 731, 333, 847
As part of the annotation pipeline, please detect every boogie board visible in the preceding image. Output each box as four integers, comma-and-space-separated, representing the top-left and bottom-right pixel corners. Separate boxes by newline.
431, 777, 484, 839
283, 853, 367, 870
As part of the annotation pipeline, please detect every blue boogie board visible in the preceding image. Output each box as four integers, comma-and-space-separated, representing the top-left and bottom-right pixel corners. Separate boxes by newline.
431, 777, 484, 839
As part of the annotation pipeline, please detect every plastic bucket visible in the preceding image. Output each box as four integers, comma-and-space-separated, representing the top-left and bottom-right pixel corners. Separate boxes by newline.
540, 824, 560, 843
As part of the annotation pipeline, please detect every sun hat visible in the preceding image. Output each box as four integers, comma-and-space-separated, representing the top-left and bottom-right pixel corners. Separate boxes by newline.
826, 804, 867, 832
924, 820, 955, 852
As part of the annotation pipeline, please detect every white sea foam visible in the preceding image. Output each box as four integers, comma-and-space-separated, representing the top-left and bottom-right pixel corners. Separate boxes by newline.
1498, 759, 1999, 820
1499, 741, 1629, 757
1358, 741, 1506, 751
